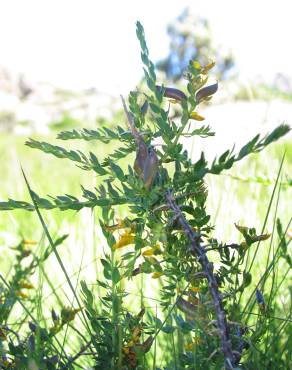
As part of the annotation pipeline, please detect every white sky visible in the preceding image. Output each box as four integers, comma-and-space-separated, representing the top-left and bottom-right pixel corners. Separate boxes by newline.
1, 0, 292, 94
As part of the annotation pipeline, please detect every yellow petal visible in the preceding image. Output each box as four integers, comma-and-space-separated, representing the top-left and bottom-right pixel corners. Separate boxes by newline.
153, 243, 162, 250
16, 291, 29, 299
201, 60, 216, 74
185, 343, 194, 351
193, 60, 201, 69
113, 232, 135, 250
190, 286, 201, 293
61, 307, 83, 323
122, 346, 130, 354
151, 272, 163, 279
190, 111, 205, 121
19, 281, 34, 289
23, 239, 37, 245
142, 248, 154, 256
132, 326, 142, 342
185, 337, 202, 350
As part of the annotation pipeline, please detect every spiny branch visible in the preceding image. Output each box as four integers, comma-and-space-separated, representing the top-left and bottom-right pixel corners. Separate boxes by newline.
166, 189, 237, 370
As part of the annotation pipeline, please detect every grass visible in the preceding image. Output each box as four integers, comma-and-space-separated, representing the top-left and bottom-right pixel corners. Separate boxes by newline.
1, 133, 292, 253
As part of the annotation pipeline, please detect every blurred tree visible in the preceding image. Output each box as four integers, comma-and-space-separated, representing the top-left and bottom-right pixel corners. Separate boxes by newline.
157, 8, 235, 82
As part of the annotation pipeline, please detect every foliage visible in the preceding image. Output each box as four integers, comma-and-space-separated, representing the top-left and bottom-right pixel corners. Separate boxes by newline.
0, 21, 291, 369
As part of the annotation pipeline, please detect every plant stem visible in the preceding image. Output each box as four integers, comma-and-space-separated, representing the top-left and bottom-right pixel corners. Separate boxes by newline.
166, 189, 237, 369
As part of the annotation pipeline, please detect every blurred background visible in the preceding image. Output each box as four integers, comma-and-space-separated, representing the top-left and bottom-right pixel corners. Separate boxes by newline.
1, 0, 292, 133
0, 0, 291, 266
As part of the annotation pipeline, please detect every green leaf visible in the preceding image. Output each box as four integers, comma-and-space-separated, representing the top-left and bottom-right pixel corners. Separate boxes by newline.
96, 279, 109, 289
89, 152, 108, 175
26, 139, 83, 163
242, 271, 252, 288
101, 259, 112, 280
161, 325, 176, 334
81, 186, 97, 201
112, 267, 121, 284
262, 124, 290, 146
109, 161, 125, 181
237, 134, 260, 160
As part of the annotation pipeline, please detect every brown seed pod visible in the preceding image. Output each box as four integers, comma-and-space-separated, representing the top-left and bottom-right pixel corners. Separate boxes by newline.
132, 264, 142, 276
156, 85, 187, 102
196, 81, 218, 103
142, 147, 159, 190
135, 336, 153, 353
134, 141, 148, 176
140, 100, 148, 115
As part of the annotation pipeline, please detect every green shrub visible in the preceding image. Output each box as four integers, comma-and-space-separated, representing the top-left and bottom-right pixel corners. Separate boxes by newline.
0, 22, 290, 370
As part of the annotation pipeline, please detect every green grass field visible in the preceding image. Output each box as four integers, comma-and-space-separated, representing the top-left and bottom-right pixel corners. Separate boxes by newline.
1, 132, 291, 242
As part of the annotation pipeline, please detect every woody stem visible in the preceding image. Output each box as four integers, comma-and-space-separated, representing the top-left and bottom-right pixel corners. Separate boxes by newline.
166, 189, 237, 370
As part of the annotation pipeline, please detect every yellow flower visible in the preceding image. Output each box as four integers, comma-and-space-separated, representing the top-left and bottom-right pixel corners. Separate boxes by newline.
185, 337, 202, 350
201, 60, 216, 74
19, 281, 34, 290
153, 243, 162, 251
61, 307, 83, 324
235, 224, 271, 242
143, 243, 162, 256
142, 248, 154, 256
122, 346, 130, 354
113, 230, 135, 250
287, 229, 292, 239
23, 239, 37, 246
152, 272, 163, 279
193, 60, 201, 69
184, 343, 194, 351
190, 111, 205, 121
190, 286, 201, 293
132, 326, 142, 343
192, 60, 215, 74
15, 291, 29, 299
